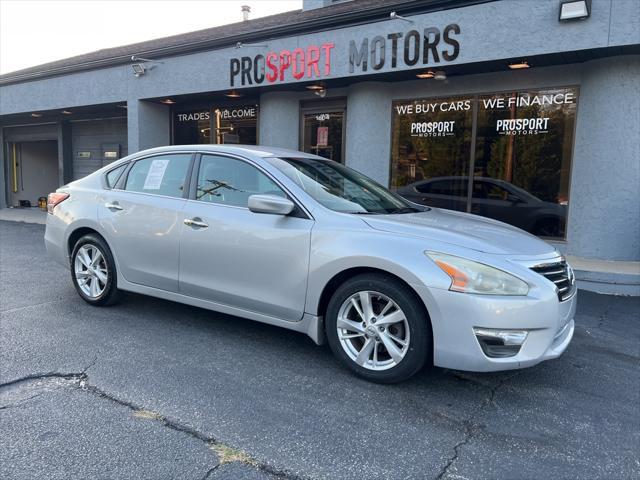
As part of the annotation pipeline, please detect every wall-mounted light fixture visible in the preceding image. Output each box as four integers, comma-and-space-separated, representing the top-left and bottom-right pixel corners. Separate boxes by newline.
416, 71, 435, 79
30, 113, 42, 118
508, 61, 530, 70
130, 55, 164, 77
131, 63, 146, 77
434, 71, 447, 81
559, 0, 591, 21
61, 110, 73, 115
235, 41, 269, 49
160, 99, 175, 105
389, 11, 413, 23
225, 90, 243, 98
305, 83, 327, 97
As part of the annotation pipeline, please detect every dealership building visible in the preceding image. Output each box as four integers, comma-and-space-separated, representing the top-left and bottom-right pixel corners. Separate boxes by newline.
1, 0, 638, 294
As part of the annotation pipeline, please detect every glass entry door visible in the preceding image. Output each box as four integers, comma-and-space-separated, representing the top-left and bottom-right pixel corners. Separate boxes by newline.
301, 107, 345, 163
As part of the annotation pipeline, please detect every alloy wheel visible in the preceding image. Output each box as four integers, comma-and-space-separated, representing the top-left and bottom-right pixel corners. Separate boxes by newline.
336, 290, 410, 371
74, 244, 108, 298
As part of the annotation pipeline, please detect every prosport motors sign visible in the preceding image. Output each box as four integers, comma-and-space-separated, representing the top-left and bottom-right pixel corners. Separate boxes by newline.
229, 23, 461, 87
230, 43, 335, 87
496, 118, 550, 136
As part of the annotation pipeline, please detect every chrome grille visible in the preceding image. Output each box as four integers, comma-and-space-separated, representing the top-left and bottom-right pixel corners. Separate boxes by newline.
530, 260, 576, 302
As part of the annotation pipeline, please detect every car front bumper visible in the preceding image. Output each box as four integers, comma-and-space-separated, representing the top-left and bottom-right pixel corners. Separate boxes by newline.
412, 283, 577, 372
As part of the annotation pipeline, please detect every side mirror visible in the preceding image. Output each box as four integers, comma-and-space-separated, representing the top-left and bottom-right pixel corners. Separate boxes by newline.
248, 194, 295, 215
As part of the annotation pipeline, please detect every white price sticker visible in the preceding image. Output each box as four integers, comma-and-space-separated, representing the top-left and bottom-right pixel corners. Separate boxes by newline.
143, 159, 169, 190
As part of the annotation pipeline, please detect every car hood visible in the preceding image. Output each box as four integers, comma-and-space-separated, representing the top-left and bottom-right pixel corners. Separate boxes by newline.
362, 208, 556, 256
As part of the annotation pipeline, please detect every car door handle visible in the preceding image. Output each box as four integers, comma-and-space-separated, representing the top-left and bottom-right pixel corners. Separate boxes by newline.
105, 202, 123, 211
184, 217, 208, 228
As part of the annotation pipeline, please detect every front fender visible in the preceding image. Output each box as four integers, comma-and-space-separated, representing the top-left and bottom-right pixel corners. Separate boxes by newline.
305, 226, 452, 315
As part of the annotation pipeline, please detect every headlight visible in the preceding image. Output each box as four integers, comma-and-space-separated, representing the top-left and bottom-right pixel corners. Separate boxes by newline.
426, 252, 529, 296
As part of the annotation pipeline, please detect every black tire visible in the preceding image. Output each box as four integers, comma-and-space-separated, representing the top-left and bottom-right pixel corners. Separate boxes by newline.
70, 234, 120, 306
325, 273, 431, 384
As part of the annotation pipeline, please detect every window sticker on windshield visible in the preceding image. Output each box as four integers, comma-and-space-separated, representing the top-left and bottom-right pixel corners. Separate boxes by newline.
143, 159, 169, 190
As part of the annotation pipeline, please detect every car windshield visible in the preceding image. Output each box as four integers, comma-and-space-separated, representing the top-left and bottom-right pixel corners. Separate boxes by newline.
269, 157, 424, 214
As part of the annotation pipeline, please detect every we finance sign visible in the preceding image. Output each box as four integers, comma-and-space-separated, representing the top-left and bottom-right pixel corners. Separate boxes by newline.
229, 23, 461, 87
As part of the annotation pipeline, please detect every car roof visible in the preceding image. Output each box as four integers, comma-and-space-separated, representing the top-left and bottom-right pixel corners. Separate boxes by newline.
129, 144, 323, 160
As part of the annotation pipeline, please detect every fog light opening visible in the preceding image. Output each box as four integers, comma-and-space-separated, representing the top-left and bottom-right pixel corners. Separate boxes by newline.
473, 328, 528, 358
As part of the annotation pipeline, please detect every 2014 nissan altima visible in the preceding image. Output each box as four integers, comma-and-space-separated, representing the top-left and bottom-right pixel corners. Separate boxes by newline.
45, 146, 576, 383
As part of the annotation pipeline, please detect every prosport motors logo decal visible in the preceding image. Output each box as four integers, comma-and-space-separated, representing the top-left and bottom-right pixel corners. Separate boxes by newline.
411, 121, 455, 137
496, 118, 550, 136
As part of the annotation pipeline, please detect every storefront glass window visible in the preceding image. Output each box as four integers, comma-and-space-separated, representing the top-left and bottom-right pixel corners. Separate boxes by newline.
173, 105, 258, 145
173, 110, 211, 145
390, 87, 578, 239
473, 88, 576, 238
213, 105, 258, 145
390, 96, 473, 212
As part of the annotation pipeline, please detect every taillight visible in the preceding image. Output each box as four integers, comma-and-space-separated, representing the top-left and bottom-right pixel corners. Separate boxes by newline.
47, 192, 70, 214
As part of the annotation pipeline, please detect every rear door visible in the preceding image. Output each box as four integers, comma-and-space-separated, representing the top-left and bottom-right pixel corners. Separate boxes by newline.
99, 152, 193, 292
179, 153, 313, 321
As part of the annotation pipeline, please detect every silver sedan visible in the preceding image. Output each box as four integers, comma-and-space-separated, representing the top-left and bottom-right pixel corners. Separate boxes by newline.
45, 145, 576, 383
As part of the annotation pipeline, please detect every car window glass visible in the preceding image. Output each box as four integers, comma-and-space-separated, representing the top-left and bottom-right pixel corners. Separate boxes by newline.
485, 184, 511, 201
270, 157, 419, 214
106, 164, 126, 188
474, 181, 510, 200
125, 154, 191, 198
426, 179, 468, 197
414, 182, 431, 193
428, 180, 451, 195
472, 181, 488, 199
196, 155, 285, 207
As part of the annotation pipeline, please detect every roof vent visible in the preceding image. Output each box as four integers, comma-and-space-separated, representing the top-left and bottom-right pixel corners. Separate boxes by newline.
241, 5, 251, 21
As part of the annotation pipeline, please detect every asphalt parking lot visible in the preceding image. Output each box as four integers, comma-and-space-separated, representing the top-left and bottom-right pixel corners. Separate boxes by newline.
1, 220, 638, 480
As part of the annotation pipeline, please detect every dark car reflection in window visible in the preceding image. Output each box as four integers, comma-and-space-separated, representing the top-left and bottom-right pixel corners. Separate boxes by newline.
397, 176, 566, 238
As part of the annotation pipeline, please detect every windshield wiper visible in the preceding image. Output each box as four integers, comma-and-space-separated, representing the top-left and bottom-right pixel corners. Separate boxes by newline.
387, 207, 423, 214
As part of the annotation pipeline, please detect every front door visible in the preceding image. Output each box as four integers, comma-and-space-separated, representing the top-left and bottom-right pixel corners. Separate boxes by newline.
179, 154, 313, 321
98, 153, 193, 292
301, 105, 345, 162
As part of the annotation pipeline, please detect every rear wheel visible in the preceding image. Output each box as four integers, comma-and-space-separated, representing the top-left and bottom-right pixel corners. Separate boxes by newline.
70, 234, 120, 306
325, 273, 431, 383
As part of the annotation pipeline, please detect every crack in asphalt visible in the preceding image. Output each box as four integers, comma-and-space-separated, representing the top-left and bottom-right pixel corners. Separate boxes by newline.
0, 366, 305, 480
200, 464, 221, 480
434, 371, 521, 480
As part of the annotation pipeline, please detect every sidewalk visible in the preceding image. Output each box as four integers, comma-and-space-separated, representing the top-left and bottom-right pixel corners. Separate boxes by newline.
567, 255, 640, 297
0, 207, 46, 225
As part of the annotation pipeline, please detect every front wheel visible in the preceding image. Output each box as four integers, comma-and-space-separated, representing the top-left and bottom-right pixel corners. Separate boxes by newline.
325, 273, 431, 383
70, 234, 120, 306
